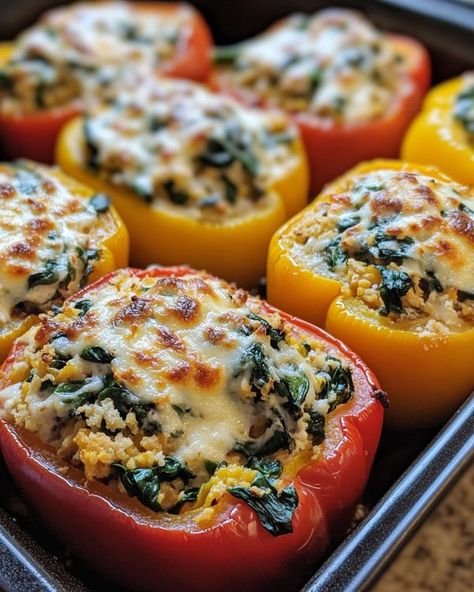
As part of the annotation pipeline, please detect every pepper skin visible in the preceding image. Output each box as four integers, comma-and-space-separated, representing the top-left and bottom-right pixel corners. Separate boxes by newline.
0, 3, 212, 163
209, 10, 431, 196
402, 76, 474, 186
55, 116, 309, 288
267, 160, 474, 429
0, 164, 129, 362
0, 265, 383, 592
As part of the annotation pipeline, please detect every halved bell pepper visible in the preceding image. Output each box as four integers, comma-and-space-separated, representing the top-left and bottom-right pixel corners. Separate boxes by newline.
55, 110, 309, 288
209, 9, 431, 196
402, 75, 474, 186
0, 2, 212, 163
0, 161, 128, 362
0, 265, 384, 592
267, 160, 474, 429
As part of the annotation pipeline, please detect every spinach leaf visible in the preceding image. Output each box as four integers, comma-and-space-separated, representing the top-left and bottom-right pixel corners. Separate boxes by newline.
229, 473, 298, 536
306, 409, 325, 445
419, 271, 443, 300
221, 174, 237, 204
84, 117, 99, 169
89, 193, 110, 213
337, 213, 361, 232
204, 459, 218, 475
97, 379, 155, 428
247, 312, 286, 349
368, 231, 414, 264
213, 45, 241, 65
325, 237, 347, 269
458, 290, 474, 302
164, 180, 188, 205
245, 457, 283, 481
238, 343, 270, 392
80, 346, 114, 364
28, 260, 58, 289
77, 247, 99, 286
73, 299, 92, 316
274, 368, 309, 413
168, 487, 200, 514
199, 123, 259, 177
113, 457, 194, 512
235, 428, 290, 458
377, 267, 413, 315
53, 381, 97, 413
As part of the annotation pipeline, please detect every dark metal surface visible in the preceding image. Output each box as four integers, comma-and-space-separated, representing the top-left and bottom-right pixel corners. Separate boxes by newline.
303, 395, 474, 592
0, 1, 473, 591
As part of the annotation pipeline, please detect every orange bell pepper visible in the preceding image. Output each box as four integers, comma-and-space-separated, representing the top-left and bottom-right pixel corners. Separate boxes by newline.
267, 160, 474, 429
0, 160, 128, 362
55, 81, 309, 288
209, 9, 430, 196
0, 2, 212, 163
402, 74, 474, 186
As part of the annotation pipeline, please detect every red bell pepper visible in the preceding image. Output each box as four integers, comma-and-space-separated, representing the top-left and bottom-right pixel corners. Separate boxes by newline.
0, 2, 212, 164
209, 9, 431, 195
0, 266, 384, 592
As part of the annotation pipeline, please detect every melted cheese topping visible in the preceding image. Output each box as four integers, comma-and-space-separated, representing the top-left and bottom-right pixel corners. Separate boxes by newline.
0, 161, 106, 331
84, 78, 300, 221
1, 269, 354, 520
288, 169, 474, 332
215, 9, 412, 124
0, 1, 193, 114
453, 73, 474, 143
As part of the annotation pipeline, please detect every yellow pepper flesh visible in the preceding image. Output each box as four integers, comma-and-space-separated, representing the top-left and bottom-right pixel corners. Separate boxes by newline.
267, 159, 474, 429
56, 117, 309, 288
402, 76, 474, 186
0, 165, 129, 362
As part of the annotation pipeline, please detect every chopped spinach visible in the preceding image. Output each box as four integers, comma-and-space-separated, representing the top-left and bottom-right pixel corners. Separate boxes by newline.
28, 260, 58, 289
199, 123, 259, 177
213, 45, 241, 65
73, 299, 92, 316
377, 266, 413, 315
274, 368, 310, 413
305, 409, 325, 445
164, 180, 188, 205
317, 357, 354, 412
337, 213, 361, 232
458, 290, 474, 302
89, 193, 111, 213
325, 237, 347, 269
247, 312, 286, 349
235, 428, 290, 458
204, 459, 218, 475
80, 346, 114, 364
168, 487, 200, 514
245, 457, 283, 480
221, 174, 237, 204
367, 231, 414, 264
97, 378, 155, 428
229, 472, 298, 536
238, 342, 270, 393
84, 117, 99, 170
113, 457, 194, 512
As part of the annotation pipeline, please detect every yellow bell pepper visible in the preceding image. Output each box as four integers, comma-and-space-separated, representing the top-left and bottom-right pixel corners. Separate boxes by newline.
267, 159, 474, 429
402, 75, 474, 186
0, 43, 12, 65
0, 163, 129, 362
56, 115, 308, 288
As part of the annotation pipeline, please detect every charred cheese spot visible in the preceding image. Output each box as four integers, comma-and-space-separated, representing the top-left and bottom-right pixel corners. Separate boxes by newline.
289, 169, 474, 331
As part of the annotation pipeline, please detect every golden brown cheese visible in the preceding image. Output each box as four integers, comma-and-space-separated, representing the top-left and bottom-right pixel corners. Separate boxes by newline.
0, 269, 355, 528
0, 1, 193, 114
0, 161, 106, 330
288, 169, 474, 331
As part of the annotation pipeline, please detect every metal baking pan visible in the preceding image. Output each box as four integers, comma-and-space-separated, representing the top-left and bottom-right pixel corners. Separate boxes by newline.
0, 1, 473, 590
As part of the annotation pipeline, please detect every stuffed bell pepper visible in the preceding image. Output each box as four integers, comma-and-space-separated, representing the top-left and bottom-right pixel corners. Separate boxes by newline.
402, 73, 474, 186
56, 77, 309, 287
210, 8, 430, 195
267, 160, 474, 429
0, 159, 128, 362
0, 266, 384, 592
0, 1, 212, 163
